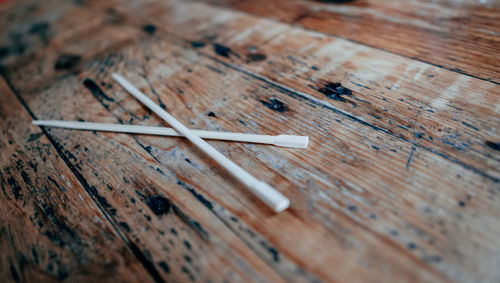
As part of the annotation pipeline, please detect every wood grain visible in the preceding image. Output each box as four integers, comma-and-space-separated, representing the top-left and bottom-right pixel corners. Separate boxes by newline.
0, 0, 107, 68
198, 0, 500, 83
112, 0, 500, 182
1, 0, 499, 282
0, 78, 150, 282
8, 25, 500, 281
1, 18, 285, 283
84, 34, 500, 283
0, 0, 138, 94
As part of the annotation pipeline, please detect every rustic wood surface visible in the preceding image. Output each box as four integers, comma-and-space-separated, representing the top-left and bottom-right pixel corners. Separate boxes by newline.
200, 0, 500, 83
0, 0, 499, 282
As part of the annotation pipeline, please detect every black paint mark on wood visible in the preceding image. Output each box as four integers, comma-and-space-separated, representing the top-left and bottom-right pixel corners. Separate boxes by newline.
408, 242, 417, 250
440, 135, 470, 152
213, 43, 231, 57
142, 24, 157, 34
54, 54, 81, 71
47, 176, 65, 191
0, 46, 10, 59
158, 261, 170, 274
10, 263, 20, 282
128, 242, 166, 283
83, 79, 115, 107
87, 185, 117, 215
267, 247, 280, 262
27, 132, 43, 142
205, 65, 225, 74
0, 172, 11, 200
29, 21, 50, 45
38, 202, 81, 250
259, 98, 286, 112
176, 180, 213, 210
246, 53, 267, 63
31, 248, 39, 265
260, 240, 280, 262
317, 82, 353, 102
485, 141, 500, 151
268, 247, 280, 262
7, 177, 22, 199
406, 146, 416, 170
183, 240, 191, 250
181, 266, 195, 281
190, 41, 206, 48
119, 222, 131, 232
146, 195, 172, 216
172, 205, 209, 240
347, 204, 358, 212
13, 99, 166, 283
461, 121, 478, 131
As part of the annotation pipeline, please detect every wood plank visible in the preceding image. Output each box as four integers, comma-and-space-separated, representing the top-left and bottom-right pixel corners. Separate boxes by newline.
0, 78, 151, 282
15, 80, 292, 282
0, 0, 138, 94
8, 77, 289, 282
112, 0, 500, 182
86, 36, 500, 282
0, 0, 102, 67
8, 25, 500, 281
0, 3, 286, 281
197, 0, 500, 83
91, 34, 500, 283
2, 0, 499, 282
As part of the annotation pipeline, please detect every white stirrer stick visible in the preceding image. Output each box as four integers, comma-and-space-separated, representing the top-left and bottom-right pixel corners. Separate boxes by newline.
32, 120, 308, 148
112, 73, 290, 212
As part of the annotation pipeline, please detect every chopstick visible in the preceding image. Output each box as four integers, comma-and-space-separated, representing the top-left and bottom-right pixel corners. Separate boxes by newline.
32, 120, 309, 148
112, 73, 290, 212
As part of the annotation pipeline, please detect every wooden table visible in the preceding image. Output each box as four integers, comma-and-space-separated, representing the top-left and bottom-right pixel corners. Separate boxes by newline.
1, 0, 499, 282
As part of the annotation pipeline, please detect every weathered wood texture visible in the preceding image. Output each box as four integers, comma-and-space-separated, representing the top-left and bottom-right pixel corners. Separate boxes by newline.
199, 0, 500, 83
0, 78, 150, 282
1, 0, 499, 282
112, 0, 500, 182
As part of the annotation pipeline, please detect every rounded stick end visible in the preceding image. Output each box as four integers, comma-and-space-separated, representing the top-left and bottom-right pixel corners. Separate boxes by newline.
252, 181, 290, 213
273, 197, 290, 213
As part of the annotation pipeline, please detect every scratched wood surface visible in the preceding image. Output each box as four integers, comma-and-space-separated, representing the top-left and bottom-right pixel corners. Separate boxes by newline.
200, 0, 500, 83
0, 77, 150, 282
0, 0, 499, 282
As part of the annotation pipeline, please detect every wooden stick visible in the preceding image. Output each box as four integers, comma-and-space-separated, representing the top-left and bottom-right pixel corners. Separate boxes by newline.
112, 73, 290, 212
32, 120, 309, 148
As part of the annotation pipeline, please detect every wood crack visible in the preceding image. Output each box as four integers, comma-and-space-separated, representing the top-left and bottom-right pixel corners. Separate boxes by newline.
192, 53, 500, 183
80, 77, 298, 281
0, 67, 166, 283
192, 0, 500, 85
